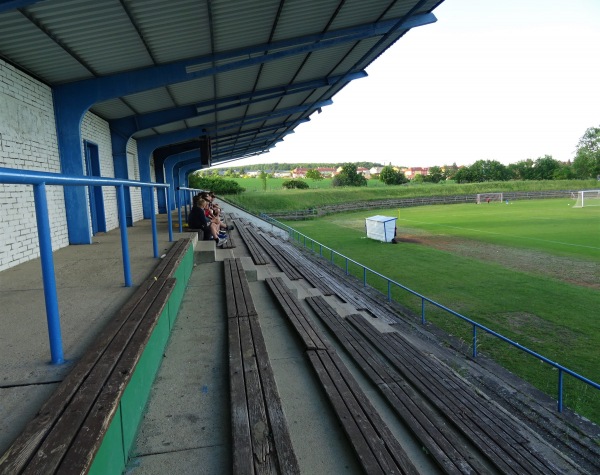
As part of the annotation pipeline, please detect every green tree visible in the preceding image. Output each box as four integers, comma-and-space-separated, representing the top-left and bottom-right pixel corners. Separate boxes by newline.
423, 166, 443, 183
532, 155, 561, 180
305, 168, 323, 180
332, 163, 367, 187
572, 126, 600, 179
259, 170, 268, 191
282, 179, 309, 189
379, 165, 407, 185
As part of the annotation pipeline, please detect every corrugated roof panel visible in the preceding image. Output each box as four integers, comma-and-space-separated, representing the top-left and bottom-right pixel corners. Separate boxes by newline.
277, 88, 326, 109
215, 65, 261, 97
292, 42, 357, 82
125, 0, 213, 62
186, 115, 215, 129
90, 98, 135, 120
168, 77, 215, 105
331, 0, 392, 28
382, 0, 439, 20
0, 12, 92, 83
215, 106, 248, 123
255, 55, 307, 90
274, 0, 340, 41
211, 0, 279, 52
26, 0, 153, 75
121, 88, 176, 114
326, 38, 381, 77
153, 121, 189, 134
245, 98, 281, 117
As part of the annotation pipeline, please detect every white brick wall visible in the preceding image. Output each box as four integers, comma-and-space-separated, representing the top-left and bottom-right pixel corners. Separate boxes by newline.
1, 59, 152, 271
126, 139, 144, 222
0, 60, 68, 271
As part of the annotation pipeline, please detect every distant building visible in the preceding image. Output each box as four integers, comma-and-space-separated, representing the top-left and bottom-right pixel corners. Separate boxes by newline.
402, 167, 429, 179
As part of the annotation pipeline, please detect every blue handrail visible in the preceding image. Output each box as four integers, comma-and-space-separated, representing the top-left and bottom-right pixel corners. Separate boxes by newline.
176, 186, 204, 232
0, 166, 172, 365
261, 214, 600, 413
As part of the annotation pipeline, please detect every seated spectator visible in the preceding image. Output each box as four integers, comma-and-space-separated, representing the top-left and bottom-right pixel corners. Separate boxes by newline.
187, 196, 227, 246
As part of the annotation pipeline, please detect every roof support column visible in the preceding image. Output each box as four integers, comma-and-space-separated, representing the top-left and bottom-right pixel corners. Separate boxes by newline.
110, 131, 133, 226
52, 91, 91, 244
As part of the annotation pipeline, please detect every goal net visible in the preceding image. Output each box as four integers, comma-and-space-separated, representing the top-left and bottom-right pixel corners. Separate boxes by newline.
476, 192, 503, 204
573, 190, 600, 208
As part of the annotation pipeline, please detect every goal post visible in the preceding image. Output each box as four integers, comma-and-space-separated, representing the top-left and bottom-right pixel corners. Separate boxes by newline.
476, 192, 503, 204
573, 190, 600, 208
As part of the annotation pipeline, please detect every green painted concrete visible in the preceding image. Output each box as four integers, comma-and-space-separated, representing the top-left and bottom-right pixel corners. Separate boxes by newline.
88, 242, 194, 474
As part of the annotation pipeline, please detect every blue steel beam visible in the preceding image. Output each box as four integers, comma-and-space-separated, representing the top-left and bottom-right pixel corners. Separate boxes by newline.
164, 151, 201, 210
57, 14, 414, 242
110, 71, 366, 140
137, 129, 202, 217
0, 0, 45, 13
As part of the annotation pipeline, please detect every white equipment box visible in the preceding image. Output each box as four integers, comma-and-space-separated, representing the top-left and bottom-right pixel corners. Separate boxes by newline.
365, 215, 397, 242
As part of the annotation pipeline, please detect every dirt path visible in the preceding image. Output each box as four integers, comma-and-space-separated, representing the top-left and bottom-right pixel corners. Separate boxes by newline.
396, 229, 599, 289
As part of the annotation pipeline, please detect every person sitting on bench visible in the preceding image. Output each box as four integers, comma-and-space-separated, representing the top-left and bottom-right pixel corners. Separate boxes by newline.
188, 196, 227, 246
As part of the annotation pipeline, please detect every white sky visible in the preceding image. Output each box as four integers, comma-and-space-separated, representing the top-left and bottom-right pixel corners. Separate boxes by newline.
218, 0, 600, 169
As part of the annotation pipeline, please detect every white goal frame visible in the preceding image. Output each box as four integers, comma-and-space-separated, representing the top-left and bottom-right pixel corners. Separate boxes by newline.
476, 192, 503, 204
573, 190, 600, 208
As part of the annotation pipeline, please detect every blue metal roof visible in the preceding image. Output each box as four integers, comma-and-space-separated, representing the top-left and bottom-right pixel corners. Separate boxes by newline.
0, 0, 443, 166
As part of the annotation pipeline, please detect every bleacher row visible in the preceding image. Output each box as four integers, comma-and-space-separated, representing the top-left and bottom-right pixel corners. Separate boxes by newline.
2, 213, 599, 474
227, 216, 600, 475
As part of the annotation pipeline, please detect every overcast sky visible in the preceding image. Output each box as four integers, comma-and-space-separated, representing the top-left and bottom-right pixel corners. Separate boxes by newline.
217, 0, 600, 169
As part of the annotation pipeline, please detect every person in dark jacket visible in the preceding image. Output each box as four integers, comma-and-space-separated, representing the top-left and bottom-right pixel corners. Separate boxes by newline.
188, 195, 227, 246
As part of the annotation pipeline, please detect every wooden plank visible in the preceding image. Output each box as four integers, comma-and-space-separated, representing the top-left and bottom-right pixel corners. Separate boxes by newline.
57, 279, 175, 475
306, 302, 484, 474
238, 317, 277, 473
151, 239, 187, 278
229, 317, 254, 475
234, 259, 257, 317
319, 349, 420, 475
224, 259, 238, 319
349, 315, 537, 475
248, 316, 300, 475
306, 351, 385, 475
0, 275, 164, 475
21, 278, 171, 475
265, 277, 328, 350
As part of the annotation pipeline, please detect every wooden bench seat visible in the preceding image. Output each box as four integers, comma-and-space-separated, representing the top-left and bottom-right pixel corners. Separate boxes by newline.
306, 294, 559, 475
233, 219, 270, 265
265, 277, 417, 475
0, 239, 192, 475
224, 259, 299, 474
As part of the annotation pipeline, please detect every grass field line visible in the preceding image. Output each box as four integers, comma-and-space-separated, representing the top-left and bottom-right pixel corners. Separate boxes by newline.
398, 218, 600, 251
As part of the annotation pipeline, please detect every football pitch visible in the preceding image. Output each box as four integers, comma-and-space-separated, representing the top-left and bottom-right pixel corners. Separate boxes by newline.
282, 198, 600, 422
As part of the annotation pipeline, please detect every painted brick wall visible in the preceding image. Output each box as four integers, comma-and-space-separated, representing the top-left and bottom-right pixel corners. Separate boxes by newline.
1, 60, 152, 271
126, 139, 144, 222
80, 113, 120, 231
0, 60, 68, 271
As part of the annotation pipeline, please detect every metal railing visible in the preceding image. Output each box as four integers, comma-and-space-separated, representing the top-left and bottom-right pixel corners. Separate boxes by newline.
0, 167, 173, 364
176, 186, 204, 232
261, 214, 600, 413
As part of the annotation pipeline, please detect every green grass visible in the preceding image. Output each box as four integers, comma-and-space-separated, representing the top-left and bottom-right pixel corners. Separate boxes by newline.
225, 179, 599, 214
280, 199, 600, 423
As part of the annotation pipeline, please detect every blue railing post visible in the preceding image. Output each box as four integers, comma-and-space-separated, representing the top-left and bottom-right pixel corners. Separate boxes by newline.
421, 298, 426, 324
116, 185, 133, 287
558, 369, 564, 412
387, 280, 391, 302
166, 188, 173, 242
177, 189, 183, 233
473, 325, 478, 358
150, 189, 158, 258
363, 267, 367, 287
33, 183, 64, 365
345, 258, 349, 275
